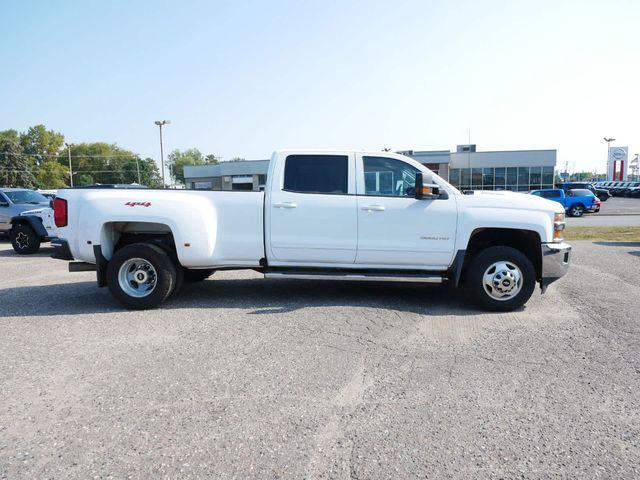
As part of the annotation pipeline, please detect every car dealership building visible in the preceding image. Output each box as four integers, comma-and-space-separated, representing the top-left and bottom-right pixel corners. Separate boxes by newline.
184, 145, 556, 192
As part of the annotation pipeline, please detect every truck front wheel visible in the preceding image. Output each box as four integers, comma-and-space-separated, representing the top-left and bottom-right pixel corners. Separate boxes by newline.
466, 246, 536, 311
106, 243, 178, 310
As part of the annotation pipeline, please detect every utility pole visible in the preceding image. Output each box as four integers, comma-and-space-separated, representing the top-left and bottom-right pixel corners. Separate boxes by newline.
155, 120, 171, 187
136, 157, 141, 184
65, 142, 75, 187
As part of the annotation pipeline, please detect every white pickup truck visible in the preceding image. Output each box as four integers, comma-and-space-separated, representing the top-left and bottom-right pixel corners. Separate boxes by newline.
51, 150, 571, 311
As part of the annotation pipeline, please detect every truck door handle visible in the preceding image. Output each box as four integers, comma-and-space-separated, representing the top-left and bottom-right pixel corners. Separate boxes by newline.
361, 204, 385, 212
273, 202, 297, 209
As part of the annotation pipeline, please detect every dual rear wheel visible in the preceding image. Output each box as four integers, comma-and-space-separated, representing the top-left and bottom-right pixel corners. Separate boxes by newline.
106, 243, 213, 310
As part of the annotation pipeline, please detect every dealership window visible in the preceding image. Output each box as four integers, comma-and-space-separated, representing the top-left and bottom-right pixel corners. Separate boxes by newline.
284, 155, 348, 194
448, 165, 553, 191
449, 168, 460, 187
494, 168, 506, 190
482, 168, 494, 190
517, 167, 530, 191
542, 166, 554, 187
460, 168, 471, 189
506, 167, 518, 190
530, 167, 542, 188
471, 168, 483, 188
194, 181, 212, 190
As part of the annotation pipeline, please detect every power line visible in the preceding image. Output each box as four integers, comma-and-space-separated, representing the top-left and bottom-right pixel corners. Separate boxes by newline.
0, 151, 148, 158
0, 169, 142, 173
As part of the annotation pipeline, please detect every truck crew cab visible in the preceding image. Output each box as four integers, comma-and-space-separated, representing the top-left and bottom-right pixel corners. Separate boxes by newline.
51, 150, 571, 311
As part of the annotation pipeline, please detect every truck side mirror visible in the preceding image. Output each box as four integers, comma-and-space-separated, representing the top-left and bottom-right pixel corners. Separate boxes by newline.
415, 172, 441, 200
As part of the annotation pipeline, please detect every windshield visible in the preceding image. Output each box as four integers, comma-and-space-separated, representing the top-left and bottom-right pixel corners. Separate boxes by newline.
3, 190, 49, 204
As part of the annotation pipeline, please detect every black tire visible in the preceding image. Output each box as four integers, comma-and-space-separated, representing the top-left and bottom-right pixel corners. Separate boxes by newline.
568, 204, 584, 217
106, 243, 177, 310
10, 223, 41, 255
465, 246, 536, 312
598, 194, 608, 202
183, 268, 215, 283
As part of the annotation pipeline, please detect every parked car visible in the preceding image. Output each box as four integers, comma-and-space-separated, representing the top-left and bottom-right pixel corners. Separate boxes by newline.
37, 189, 58, 199
607, 182, 630, 196
530, 188, 599, 217
0, 188, 51, 234
52, 149, 571, 312
555, 182, 610, 201
619, 181, 640, 197
0, 188, 58, 254
628, 184, 640, 198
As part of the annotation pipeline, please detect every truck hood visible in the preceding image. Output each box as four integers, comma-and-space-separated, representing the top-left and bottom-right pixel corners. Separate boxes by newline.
458, 190, 563, 214
19, 207, 52, 216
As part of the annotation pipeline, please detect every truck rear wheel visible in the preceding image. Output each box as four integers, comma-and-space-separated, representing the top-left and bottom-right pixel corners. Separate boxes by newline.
10, 223, 41, 255
569, 204, 584, 217
466, 246, 536, 311
106, 243, 177, 310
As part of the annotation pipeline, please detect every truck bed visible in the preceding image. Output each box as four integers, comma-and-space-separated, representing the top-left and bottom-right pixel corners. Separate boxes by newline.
59, 188, 265, 268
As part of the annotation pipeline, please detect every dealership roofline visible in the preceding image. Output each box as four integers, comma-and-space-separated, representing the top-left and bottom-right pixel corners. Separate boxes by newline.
411, 148, 557, 155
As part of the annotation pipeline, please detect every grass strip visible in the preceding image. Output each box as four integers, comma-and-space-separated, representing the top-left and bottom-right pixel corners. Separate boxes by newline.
563, 226, 640, 241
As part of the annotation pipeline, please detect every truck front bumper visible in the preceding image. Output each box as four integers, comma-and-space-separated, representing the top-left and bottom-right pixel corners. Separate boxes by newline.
540, 242, 571, 293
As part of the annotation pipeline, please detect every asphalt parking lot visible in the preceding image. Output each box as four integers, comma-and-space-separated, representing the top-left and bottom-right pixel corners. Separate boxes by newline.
1, 239, 639, 479
597, 196, 640, 215
567, 197, 640, 226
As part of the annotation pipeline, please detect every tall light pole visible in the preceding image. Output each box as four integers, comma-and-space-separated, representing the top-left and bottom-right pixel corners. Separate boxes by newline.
603, 137, 615, 180
155, 120, 171, 187
65, 142, 75, 187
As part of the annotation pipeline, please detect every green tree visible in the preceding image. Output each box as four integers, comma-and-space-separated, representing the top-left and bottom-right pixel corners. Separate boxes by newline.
19, 124, 65, 166
121, 157, 163, 188
168, 148, 204, 185
205, 154, 219, 164
36, 159, 69, 189
70, 143, 144, 186
0, 137, 36, 188
0, 129, 20, 143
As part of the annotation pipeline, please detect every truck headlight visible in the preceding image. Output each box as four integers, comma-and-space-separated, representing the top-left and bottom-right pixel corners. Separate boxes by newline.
553, 212, 565, 242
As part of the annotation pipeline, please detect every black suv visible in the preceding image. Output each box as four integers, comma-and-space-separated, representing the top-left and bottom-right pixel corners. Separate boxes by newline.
555, 182, 611, 201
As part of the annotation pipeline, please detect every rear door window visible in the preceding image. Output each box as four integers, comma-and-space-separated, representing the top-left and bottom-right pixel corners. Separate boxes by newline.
283, 155, 348, 194
541, 190, 561, 198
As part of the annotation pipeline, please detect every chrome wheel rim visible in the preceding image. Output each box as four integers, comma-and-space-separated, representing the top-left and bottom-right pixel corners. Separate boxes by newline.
482, 261, 523, 301
118, 257, 157, 298
571, 206, 582, 216
15, 232, 29, 249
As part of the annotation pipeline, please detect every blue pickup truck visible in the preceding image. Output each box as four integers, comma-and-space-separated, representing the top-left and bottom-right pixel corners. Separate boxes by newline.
530, 188, 600, 217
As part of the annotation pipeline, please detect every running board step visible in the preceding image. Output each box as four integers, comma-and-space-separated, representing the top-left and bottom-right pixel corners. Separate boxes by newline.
264, 272, 444, 284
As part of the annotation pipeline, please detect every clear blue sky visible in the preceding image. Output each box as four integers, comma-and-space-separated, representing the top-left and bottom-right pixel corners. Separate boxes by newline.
1, 0, 638, 174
